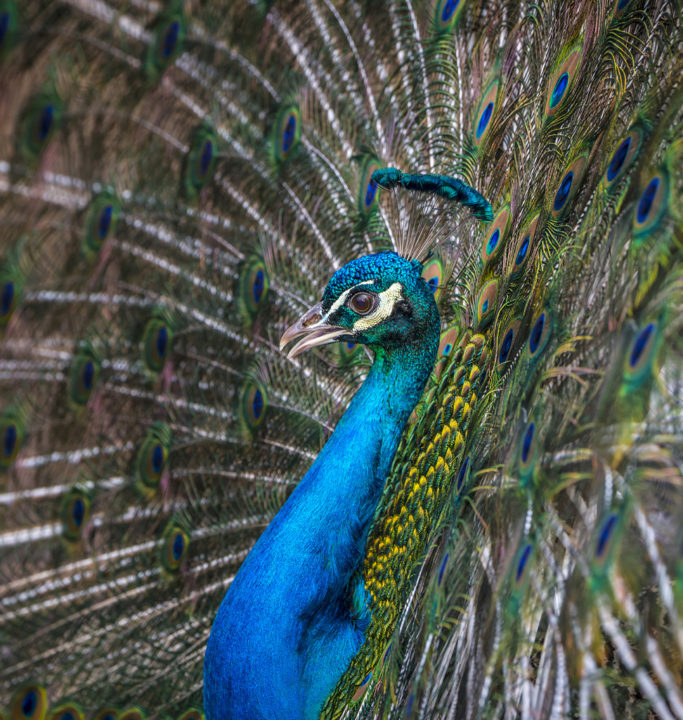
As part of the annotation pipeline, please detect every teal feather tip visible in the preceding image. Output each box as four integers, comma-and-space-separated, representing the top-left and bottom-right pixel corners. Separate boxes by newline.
371, 168, 493, 221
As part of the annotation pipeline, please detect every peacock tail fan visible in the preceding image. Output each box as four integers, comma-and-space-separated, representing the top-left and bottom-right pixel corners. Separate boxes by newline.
0, 0, 681, 719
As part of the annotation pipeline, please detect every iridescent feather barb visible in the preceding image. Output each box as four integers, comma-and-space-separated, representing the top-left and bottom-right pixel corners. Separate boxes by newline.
0, 0, 681, 719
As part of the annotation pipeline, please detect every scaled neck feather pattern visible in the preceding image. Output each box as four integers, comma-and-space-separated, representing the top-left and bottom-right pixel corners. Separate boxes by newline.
204, 285, 440, 720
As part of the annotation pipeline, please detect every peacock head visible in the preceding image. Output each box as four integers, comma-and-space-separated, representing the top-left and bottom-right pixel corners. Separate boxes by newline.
280, 251, 439, 358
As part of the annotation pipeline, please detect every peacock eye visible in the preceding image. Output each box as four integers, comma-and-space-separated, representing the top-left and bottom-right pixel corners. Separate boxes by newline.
348, 292, 376, 315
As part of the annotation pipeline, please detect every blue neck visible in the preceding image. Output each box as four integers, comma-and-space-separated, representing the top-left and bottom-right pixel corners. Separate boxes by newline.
204, 326, 439, 720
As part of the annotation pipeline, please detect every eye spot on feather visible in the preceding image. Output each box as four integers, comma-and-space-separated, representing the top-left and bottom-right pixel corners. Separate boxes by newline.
633, 172, 667, 238
623, 321, 659, 387
69, 351, 100, 407
473, 80, 499, 147
549, 73, 568, 109
614, 0, 634, 15
93, 709, 118, 720
61, 490, 91, 541
0, 12, 9, 47
519, 419, 538, 481
516, 544, 533, 583
177, 710, 204, 720
553, 172, 573, 212
83, 194, 119, 256
176, 711, 203, 720
97, 205, 113, 238
0, 280, 15, 320
545, 46, 581, 117
162, 21, 180, 59
135, 423, 172, 492
475, 279, 498, 329
162, 525, 190, 572
421, 258, 443, 302
527, 309, 551, 360
521, 423, 534, 464
199, 139, 214, 178
351, 672, 372, 701
434, 324, 459, 378
0, 410, 23, 467
11, 685, 47, 720
37, 104, 54, 141
603, 126, 643, 191
481, 206, 509, 264
509, 214, 539, 276
596, 513, 617, 558
143, 318, 173, 373
630, 323, 654, 368
358, 157, 381, 214
273, 105, 301, 163
530, 315, 543, 351
48, 703, 84, 720
240, 381, 268, 432
434, 0, 463, 31
498, 328, 514, 365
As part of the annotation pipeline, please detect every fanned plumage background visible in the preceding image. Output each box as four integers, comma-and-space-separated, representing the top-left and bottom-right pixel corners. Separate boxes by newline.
0, 1, 681, 719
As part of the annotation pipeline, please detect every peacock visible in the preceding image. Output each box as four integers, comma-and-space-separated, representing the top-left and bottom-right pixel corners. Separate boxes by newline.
0, 0, 681, 719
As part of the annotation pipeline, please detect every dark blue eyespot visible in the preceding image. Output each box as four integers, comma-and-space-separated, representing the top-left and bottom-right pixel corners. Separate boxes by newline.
617, 0, 632, 9
172, 532, 185, 560
499, 328, 514, 364
516, 544, 532, 582
553, 171, 573, 212
438, 552, 449, 586
529, 313, 545, 354
38, 104, 54, 141
199, 139, 213, 178
441, 0, 460, 22
637, 177, 659, 224
427, 276, 439, 294
515, 235, 530, 266
596, 513, 617, 557
456, 455, 469, 491
72, 497, 85, 528
1, 281, 14, 316
252, 389, 264, 420
61, 713, 76, 720
606, 137, 631, 182
22, 690, 37, 717
82, 360, 95, 391
156, 326, 168, 358
521, 422, 534, 464
406, 694, 414, 715
346, 342, 355, 351
364, 178, 378, 208
3, 423, 16, 458
443, 342, 452, 356
481, 299, 489, 314
486, 228, 500, 255
253, 268, 265, 304
361, 672, 372, 687
0, 13, 9, 48
98, 204, 113, 239
162, 21, 180, 59
151, 443, 165, 474
629, 322, 654, 368
102, 715, 115, 720
282, 114, 297, 154
549, 72, 568, 109
476, 101, 494, 139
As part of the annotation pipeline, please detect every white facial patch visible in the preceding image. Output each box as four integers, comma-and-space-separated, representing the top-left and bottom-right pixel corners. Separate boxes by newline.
352, 282, 403, 332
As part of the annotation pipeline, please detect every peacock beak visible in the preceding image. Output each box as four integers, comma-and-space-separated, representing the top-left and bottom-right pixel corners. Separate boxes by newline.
279, 302, 347, 359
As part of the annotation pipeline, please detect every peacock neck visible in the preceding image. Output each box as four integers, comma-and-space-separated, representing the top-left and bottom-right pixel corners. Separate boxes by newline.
204, 305, 440, 720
